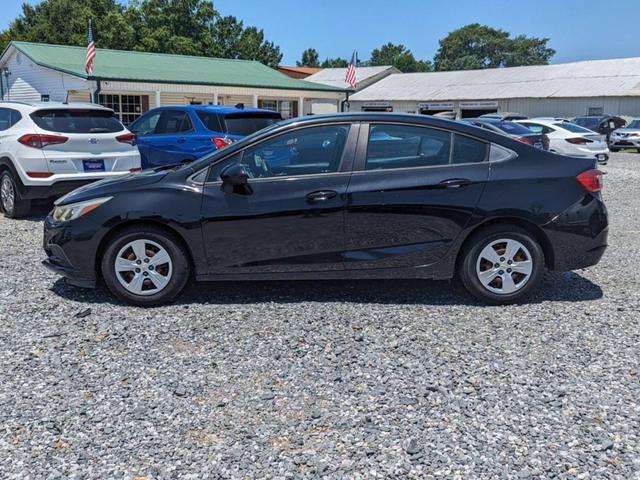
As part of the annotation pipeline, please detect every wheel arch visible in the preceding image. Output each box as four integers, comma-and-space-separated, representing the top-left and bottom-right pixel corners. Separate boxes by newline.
456, 217, 555, 270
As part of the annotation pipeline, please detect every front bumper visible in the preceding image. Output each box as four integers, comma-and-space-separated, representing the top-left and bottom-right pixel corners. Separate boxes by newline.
42, 215, 101, 288
609, 137, 640, 147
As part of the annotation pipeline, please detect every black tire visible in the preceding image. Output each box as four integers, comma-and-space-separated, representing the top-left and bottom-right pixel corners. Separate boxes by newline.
101, 225, 190, 306
459, 225, 545, 305
0, 171, 31, 218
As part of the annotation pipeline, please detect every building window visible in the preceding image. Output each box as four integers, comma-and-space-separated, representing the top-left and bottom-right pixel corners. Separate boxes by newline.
587, 107, 604, 116
98, 94, 149, 125
258, 99, 298, 119
40, 94, 50, 102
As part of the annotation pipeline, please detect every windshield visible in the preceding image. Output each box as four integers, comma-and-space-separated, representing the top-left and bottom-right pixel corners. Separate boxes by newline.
493, 121, 533, 135
556, 122, 595, 134
626, 119, 640, 129
31, 109, 124, 133
222, 113, 282, 136
573, 117, 600, 130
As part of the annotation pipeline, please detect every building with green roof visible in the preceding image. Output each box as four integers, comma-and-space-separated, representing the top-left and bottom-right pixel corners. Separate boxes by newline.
0, 42, 348, 124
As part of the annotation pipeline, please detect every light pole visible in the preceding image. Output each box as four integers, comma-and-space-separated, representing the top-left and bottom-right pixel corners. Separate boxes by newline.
2, 67, 11, 101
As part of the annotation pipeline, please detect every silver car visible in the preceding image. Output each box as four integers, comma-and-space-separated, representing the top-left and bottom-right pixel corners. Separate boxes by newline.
609, 119, 640, 152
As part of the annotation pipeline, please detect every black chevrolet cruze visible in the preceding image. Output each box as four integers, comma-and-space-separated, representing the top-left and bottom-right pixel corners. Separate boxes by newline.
43, 113, 608, 306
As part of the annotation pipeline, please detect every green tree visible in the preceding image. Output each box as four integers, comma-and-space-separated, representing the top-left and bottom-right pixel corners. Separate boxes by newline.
297, 48, 320, 67
320, 57, 348, 68
369, 43, 431, 72
433, 23, 554, 71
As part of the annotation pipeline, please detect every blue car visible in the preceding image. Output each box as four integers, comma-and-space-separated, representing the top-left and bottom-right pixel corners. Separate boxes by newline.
128, 105, 282, 168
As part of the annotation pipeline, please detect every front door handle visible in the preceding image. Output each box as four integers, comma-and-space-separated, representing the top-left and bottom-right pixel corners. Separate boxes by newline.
438, 178, 472, 188
306, 190, 337, 202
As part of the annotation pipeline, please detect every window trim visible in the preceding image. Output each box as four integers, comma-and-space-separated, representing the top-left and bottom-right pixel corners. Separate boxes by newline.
354, 122, 490, 172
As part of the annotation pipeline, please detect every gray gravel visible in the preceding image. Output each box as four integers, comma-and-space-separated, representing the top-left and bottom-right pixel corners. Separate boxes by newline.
1, 153, 639, 479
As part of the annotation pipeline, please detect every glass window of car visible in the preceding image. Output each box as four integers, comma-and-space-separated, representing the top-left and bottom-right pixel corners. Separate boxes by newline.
196, 111, 224, 133
222, 112, 282, 136
452, 134, 488, 164
626, 119, 640, 129
239, 124, 350, 179
30, 109, 124, 133
366, 124, 452, 170
0, 108, 21, 131
130, 111, 162, 135
494, 121, 533, 135
557, 122, 596, 134
155, 110, 193, 134
521, 123, 554, 135
573, 117, 600, 130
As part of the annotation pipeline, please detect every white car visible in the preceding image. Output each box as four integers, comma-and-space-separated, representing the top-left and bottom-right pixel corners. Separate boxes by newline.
609, 118, 640, 152
515, 119, 609, 164
0, 101, 141, 218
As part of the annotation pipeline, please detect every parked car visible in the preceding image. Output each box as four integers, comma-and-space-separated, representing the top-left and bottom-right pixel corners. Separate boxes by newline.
516, 119, 609, 164
0, 101, 140, 218
608, 118, 640, 152
462, 118, 549, 149
573, 115, 626, 140
479, 112, 528, 121
43, 113, 608, 307
128, 105, 282, 168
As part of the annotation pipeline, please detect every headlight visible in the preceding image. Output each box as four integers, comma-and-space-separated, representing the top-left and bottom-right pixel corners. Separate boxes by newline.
51, 197, 112, 223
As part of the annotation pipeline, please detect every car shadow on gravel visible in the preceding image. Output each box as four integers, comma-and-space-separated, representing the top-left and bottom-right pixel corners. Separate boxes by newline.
49, 270, 603, 307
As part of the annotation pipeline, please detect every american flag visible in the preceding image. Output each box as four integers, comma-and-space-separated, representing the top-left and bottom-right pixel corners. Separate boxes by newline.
85, 19, 96, 76
345, 51, 357, 89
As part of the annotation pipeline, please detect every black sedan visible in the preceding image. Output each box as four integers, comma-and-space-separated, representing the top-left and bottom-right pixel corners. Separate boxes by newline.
43, 113, 608, 306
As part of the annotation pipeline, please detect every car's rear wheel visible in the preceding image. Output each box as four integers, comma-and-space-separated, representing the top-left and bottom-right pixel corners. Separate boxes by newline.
101, 225, 190, 306
460, 225, 545, 305
0, 171, 31, 218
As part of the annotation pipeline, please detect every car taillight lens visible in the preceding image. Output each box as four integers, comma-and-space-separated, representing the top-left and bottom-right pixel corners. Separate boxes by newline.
26, 171, 54, 178
129, 167, 142, 173
515, 136, 533, 145
566, 137, 593, 145
576, 169, 603, 193
212, 136, 237, 149
116, 133, 137, 145
18, 134, 68, 148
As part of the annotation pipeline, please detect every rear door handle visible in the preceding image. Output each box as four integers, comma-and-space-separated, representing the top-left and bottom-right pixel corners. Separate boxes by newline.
177, 137, 187, 143
306, 190, 337, 202
438, 178, 472, 188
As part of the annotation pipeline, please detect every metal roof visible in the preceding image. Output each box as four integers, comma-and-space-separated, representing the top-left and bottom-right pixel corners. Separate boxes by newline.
350, 57, 640, 101
2, 42, 346, 93
305, 66, 396, 89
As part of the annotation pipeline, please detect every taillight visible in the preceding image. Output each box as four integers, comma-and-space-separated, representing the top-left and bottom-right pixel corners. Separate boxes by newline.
116, 133, 137, 145
26, 171, 54, 178
18, 134, 68, 148
566, 137, 593, 145
212, 137, 237, 149
515, 136, 533, 145
129, 167, 142, 173
576, 169, 603, 193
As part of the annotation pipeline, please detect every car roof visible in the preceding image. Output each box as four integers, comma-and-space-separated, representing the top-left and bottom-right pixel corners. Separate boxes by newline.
0, 100, 112, 111
149, 104, 280, 115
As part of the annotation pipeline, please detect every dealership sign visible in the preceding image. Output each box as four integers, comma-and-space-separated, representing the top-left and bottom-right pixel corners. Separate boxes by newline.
418, 102, 455, 110
459, 100, 499, 109
363, 101, 391, 107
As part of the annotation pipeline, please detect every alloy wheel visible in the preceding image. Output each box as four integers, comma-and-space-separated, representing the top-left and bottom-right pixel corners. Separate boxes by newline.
114, 239, 173, 296
1, 176, 15, 214
475, 238, 533, 295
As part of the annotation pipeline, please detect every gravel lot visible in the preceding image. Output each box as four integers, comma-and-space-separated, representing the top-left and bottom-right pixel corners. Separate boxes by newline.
1, 153, 639, 479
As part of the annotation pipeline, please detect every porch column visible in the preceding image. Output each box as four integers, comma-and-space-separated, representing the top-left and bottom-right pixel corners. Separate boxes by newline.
213, 92, 219, 105
299, 96, 305, 116
155, 90, 161, 107
252, 94, 258, 108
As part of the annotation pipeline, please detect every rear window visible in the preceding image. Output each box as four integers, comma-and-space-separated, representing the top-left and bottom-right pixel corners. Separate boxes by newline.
494, 121, 532, 135
556, 122, 594, 134
31, 109, 124, 133
573, 117, 600, 130
222, 113, 282, 136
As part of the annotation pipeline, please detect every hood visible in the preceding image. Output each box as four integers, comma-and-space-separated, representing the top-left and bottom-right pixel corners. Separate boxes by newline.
612, 128, 640, 135
55, 169, 169, 205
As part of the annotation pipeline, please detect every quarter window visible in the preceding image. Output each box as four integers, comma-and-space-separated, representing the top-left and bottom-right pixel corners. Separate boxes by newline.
240, 125, 350, 178
366, 124, 452, 170
0, 108, 21, 131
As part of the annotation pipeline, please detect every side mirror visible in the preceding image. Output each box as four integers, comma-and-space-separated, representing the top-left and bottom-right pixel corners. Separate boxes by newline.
220, 163, 252, 195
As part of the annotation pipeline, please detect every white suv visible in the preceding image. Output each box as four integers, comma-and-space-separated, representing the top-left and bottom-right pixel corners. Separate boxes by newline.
0, 101, 141, 218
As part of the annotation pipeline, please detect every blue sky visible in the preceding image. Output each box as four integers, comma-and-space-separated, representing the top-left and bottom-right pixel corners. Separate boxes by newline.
2, 0, 639, 65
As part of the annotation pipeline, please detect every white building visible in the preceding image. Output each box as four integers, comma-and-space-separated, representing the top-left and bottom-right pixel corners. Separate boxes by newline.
0, 41, 346, 124
348, 57, 640, 118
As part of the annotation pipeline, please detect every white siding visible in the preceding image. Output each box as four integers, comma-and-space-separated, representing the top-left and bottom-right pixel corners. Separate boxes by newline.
2, 50, 87, 102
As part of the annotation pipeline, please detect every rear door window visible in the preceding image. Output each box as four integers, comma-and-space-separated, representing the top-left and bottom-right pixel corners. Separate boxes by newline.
196, 111, 224, 133
155, 110, 193, 134
31, 109, 124, 133
222, 113, 282, 136
452, 134, 488, 164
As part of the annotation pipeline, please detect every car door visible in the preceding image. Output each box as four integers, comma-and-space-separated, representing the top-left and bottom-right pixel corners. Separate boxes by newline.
200, 123, 358, 274
343, 122, 490, 270
128, 110, 162, 168
145, 109, 195, 167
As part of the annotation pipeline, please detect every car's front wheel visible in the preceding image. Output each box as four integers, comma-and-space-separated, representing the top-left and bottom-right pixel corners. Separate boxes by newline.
101, 225, 190, 306
459, 225, 545, 304
0, 171, 31, 218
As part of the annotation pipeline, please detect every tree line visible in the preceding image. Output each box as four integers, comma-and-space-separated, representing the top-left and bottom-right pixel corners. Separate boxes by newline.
0, 0, 555, 73
298, 24, 555, 72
